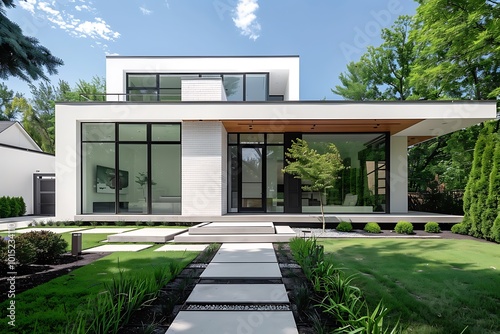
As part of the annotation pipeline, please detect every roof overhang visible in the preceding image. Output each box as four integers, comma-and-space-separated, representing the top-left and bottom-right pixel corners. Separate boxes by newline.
56, 100, 497, 146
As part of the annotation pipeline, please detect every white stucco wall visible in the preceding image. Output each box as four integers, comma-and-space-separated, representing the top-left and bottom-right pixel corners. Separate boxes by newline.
389, 136, 408, 213
0, 146, 54, 215
182, 121, 226, 216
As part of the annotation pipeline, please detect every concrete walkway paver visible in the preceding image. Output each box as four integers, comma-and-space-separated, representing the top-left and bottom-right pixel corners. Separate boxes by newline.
155, 244, 208, 252
167, 242, 298, 333
200, 262, 282, 279
186, 284, 288, 303
167, 311, 298, 334
211, 243, 277, 263
107, 228, 186, 242
83, 244, 152, 253
79, 228, 137, 234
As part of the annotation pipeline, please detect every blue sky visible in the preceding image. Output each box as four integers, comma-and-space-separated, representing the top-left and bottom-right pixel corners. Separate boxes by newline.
5, 0, 418, 100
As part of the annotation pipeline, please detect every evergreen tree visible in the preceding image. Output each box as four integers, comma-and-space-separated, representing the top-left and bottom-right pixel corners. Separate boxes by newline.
0, 0, 63, 82
482, 132, 500, 240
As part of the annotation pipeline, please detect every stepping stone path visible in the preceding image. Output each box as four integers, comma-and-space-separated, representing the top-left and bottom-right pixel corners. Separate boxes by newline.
166, 242, 298, 333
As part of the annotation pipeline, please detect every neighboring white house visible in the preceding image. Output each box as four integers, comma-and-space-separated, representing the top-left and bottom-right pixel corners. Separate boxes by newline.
0, 121, 55, 215
54, 56, 497, 222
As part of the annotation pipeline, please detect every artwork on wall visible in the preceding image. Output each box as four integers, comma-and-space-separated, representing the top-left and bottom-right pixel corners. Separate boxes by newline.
96, 165, 129, 194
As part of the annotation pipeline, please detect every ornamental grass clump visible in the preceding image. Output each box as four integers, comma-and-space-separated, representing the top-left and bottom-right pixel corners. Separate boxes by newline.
288, 237, 401, 333
394, 221, 413, 235
364, 222, 381, 233
424, 221, 441, 233
72, 266, 172, 334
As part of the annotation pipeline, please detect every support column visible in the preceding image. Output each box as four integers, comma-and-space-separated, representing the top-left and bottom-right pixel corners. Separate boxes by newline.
182, 121, 226, 216
389, 136, 408, 213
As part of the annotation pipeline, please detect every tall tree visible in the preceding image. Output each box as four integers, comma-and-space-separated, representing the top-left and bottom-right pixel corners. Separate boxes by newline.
411, 0, 500, 99
333, 16, 416, 100
0, 82, 21, 120
0, 0, 63, 82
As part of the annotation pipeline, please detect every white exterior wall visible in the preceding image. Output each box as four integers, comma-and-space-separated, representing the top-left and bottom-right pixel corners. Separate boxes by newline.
181, 78, 225, 101
182, 121, 225, 216
389, 136, 408, 213
106, 56, 300, 101
0, 124, 41, 151
0, 146, 54, 215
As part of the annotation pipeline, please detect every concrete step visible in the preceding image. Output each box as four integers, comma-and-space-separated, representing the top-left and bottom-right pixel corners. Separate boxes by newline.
173, 232, 296, 243
188, 222, 275, 235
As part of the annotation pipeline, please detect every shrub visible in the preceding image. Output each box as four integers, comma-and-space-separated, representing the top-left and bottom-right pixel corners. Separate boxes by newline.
364, 222, 381, 233
451, 223, 468, 235
63, 221, 73, 226
135, 221, 144, 226
0, 237, 37, 268
74, 220, 83, 226
146, 221, 156, 226
90, 221, 98, 226
395, 221, 413, 234
16, 231, 68, 264
47, 220, 54, 226
425, 221, 441, 233
115, 221, 127, 226
100, 221, 110, 226
336, 221, 353, 232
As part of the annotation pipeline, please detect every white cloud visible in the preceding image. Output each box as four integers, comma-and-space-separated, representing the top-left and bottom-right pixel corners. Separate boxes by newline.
232, 0, 261, 41
75, 5, 92, 12
140, 6, 153, 15
75, 18, 120, 41
18, 0, 120, 45
19, 0, 36, 14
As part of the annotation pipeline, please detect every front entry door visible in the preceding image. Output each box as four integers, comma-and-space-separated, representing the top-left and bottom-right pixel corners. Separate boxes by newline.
239, 146, 265, 212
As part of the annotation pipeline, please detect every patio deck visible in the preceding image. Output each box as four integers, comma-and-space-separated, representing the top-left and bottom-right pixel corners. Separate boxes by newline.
75, 212, 463, 225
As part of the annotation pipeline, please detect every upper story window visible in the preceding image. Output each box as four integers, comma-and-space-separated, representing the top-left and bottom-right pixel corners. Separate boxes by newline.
126, 73, 271, 101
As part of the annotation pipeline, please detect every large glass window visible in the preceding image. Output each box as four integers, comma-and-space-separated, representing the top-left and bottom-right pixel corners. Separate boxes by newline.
301, 134, 387, 213
151, 145, 181, 214
223, 75, 244, 101
245, 74, 267, 101
82, 142, 116, 214
266, 146, 284, 212
126, 73, 269, 101
82, 123, 181, 215
118, 144, 148, 213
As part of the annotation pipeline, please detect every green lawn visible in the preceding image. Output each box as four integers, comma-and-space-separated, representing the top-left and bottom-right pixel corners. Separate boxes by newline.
0, 246, 198, 333
320, 239, 500, 334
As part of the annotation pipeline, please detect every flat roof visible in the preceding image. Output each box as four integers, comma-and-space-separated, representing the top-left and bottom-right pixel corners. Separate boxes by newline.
106, 55, 300, 59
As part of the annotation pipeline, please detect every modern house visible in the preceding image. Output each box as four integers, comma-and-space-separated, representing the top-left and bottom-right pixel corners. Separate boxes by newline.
54, 56, 497, 223
0, 121, 55, 215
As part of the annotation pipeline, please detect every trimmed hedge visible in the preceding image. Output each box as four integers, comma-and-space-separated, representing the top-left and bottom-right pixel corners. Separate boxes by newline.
336, 221, 353, 232
424, 221, 441, 233
0, 196, 26, 218
364, 222, 381, 233
451, 223, 468, 235
395, 221, 414, 234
